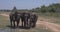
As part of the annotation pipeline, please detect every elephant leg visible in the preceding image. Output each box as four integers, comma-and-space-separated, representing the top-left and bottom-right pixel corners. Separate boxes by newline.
13, 21, 15, 27
21, 20, 24, 27
29, 21, 32, 28
17, 21, 20, 27
34, 22, 36, 27
10, 18, 12, 27
29, 19, 33, 28
24, 21, 26, 27
32, 21, 36, 28
22, 21, 23, 27
33, 22, 35, 27
33, 18, 38, 27
25, 19, 28, 27
10, 21, 12, 27
34, 20, 37, 27
26, 19, 28, 27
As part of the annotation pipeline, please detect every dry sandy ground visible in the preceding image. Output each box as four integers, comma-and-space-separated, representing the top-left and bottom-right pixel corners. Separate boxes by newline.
37, 20, 60, 32
0, 14, 9, 17
0, 14, 60, 32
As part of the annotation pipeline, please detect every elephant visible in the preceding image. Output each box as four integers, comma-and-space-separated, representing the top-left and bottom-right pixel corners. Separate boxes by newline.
20, 12, 30, 27
9, 12, 21, 27
20, 12, 25, 27
24, 12, 30, 27
9, 13, 15, 27
29, 13, 38, 28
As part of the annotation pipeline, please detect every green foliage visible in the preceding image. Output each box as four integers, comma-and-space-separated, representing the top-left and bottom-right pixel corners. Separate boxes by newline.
49, 8, 55, 12
32, 3, 60, 13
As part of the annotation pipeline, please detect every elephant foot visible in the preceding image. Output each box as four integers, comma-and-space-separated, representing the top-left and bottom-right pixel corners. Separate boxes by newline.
31, 25, 35, 28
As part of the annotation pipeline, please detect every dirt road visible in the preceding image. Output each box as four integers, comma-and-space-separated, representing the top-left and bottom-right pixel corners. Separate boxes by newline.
0, 14, 60, 32
37, 21, 60, 32
37, 17, 60, 32
0, 14, 9, 17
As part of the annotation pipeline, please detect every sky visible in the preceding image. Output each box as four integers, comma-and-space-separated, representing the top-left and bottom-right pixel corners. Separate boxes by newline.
0, 0, 60, 9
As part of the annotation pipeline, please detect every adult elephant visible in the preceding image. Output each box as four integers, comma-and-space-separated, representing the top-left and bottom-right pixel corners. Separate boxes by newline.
9, 11, 21, 27
9, 13, 15, 27
24, 12, 30, 27
20, 12, 30, 27
29, 13, 38, 28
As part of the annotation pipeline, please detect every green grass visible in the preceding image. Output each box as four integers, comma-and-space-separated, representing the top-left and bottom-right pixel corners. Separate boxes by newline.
0, 15, 53, 32
39, 12, 60, 18
0, 15, 10, 28
38, 12, 60, 25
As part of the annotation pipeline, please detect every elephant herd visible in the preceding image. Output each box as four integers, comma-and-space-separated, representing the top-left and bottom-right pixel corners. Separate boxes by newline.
9, 11, 38, 28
